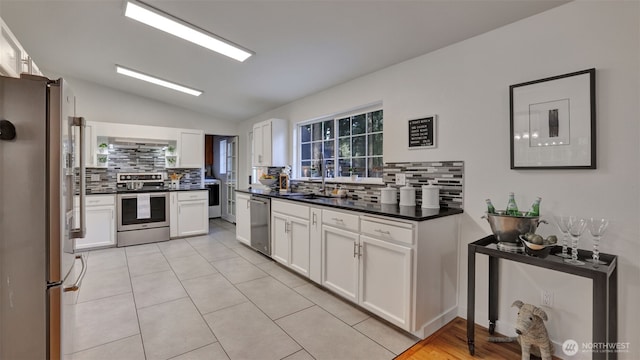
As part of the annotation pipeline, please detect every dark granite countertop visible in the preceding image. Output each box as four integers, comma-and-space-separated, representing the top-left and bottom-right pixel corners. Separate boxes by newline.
236, 189, 463, 222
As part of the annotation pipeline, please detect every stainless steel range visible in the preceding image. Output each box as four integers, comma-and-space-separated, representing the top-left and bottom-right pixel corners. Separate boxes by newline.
116, 172, 170, 247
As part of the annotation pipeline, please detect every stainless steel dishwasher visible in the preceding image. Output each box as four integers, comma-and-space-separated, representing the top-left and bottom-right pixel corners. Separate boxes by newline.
249, 195, 271, 256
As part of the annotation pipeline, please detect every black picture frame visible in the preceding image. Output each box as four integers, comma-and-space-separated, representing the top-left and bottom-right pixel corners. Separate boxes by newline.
510, 68, 596, 169
408, 115, 437, 149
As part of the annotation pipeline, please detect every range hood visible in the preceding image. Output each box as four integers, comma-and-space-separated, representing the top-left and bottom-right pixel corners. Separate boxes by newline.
110, 137, 171, 149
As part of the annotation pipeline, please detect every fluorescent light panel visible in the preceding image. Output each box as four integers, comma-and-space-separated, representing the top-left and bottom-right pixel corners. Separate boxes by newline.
115, 65, 203, 96
125, 1, 253, 62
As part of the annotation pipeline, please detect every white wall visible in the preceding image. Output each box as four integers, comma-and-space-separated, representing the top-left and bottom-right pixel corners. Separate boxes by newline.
239, 2, 640, 358
67, 77, 238, 136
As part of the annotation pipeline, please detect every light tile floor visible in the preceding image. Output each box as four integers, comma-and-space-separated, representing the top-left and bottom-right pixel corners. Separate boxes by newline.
68, 219, 417, 360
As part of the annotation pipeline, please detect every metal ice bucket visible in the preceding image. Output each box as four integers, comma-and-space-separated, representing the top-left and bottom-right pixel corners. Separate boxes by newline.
483, 213, 546, 243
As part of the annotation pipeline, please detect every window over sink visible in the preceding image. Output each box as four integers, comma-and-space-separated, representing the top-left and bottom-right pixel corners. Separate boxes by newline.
297, 107, 383, 179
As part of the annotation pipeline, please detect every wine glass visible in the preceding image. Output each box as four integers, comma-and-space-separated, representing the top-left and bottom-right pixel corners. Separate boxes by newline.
565, 216, 587, 265
587, 218, 609, 265
553, 215, 571, 258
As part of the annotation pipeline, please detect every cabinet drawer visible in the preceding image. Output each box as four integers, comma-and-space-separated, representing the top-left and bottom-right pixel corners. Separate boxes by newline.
272, 199, 309, 220
322, 209, 358, 232
177, 190, 208, 201
360, 218, 414, 245
76, 194, 115, 207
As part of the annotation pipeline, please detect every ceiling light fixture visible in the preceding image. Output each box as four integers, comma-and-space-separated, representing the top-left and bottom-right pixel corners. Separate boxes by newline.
115, 65, 203, 96
124, 0, 253, 62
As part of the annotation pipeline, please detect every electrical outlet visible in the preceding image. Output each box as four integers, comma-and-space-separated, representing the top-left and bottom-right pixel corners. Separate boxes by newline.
185, 173, 190, 179
395, 173, 406, 186
541, 290, 554, 307
90, 174, 100, 182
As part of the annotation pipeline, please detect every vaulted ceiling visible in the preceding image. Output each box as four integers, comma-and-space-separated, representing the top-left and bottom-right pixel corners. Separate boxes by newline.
1, 0, 568, 122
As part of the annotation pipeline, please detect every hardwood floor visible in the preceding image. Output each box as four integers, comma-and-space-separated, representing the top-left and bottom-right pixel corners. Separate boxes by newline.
395, 317, 560, 360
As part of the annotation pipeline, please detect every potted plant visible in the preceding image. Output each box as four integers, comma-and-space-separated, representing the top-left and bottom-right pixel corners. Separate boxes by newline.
166, 156, 176, 166
166, 145, 176, 155
348, 167, 358, 181
97, 154, 108, 164
98, 142, 108, 154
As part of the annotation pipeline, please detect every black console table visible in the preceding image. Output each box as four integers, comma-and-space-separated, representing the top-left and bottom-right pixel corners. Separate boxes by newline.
467, 235, 618, 360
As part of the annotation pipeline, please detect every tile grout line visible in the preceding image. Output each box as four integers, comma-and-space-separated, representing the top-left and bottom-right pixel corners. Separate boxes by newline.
124, 246, 149, 360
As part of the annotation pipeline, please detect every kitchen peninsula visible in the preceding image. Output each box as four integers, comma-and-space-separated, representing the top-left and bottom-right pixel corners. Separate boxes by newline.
235, 188, 463, 339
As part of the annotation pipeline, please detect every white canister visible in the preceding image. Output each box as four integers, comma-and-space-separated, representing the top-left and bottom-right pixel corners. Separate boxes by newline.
380, 184, 397, 204
421, 182, 440, 209
399, 185, 416, 207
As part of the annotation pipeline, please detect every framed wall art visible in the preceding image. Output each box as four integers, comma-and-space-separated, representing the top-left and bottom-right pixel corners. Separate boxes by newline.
408, 115, 437, 149
510, 68, 596, 169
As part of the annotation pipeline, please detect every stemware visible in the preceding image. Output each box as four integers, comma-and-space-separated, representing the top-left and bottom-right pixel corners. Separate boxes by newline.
587, 218, 609, 265
565, 216, 587, 265
553, 215, 571, 258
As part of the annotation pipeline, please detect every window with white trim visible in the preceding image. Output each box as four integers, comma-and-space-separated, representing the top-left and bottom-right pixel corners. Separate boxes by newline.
298, 109, 383, 178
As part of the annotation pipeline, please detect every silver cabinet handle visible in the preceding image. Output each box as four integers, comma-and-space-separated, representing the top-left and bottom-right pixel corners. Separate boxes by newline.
312, 213, 317, 226
331, 217, 344, 222
353, 242, 358, 258
375, 229, 391, 235
249, 199, 267, 205
64, 255, 87, 292
70, 117, 86, 239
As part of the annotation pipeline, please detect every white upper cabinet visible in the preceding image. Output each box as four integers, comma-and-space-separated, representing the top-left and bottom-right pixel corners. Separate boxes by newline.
252, 118, 287, 167
0, 17, 43, 77
178, 129, 204, 168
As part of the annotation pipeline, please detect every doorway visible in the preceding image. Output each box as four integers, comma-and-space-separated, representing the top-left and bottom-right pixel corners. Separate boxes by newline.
205, 134, 238, 223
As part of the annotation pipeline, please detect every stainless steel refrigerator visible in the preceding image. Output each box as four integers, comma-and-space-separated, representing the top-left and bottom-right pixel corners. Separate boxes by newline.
0, 74, 88, 359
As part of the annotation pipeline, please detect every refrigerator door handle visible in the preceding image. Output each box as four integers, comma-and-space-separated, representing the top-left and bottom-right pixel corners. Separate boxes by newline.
69, 116, 86, 239
63, 254, 86, 292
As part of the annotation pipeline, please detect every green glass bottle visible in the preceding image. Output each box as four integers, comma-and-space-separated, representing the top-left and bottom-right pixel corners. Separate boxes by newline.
506, 192, 519, 216
485, 199, 496, 214
525, 197, 542, 217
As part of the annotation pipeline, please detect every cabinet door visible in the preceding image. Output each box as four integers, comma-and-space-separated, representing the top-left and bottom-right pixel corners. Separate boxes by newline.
0, 23, 22, 77
271, 212, 289, 266
261, 121, 272, 166
235, 194, 251, 245
359, 235, 412, 329
321, 225, 359, 303
169, 192, 178, 238
178, 130, 204, 168
309, 208, 322, 284
177, 200, 208, 236
75, 205, 116, 250
289, 217, 310, 277
252, 123, 263, 166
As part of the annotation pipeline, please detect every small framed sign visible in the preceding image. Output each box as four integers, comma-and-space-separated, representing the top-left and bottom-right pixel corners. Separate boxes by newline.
278, 174, 289, 192
408, 115, 437, 149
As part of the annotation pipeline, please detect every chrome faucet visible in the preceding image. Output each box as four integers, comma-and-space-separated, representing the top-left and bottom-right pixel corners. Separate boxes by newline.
319, 152, 325, 195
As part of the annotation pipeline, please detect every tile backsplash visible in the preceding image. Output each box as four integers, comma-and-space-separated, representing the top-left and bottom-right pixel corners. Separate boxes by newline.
85, 143, 202, 193
290, 161, 464, 209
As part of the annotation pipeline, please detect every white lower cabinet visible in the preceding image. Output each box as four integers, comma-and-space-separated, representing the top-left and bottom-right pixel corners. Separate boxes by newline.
320, 211, 412, 329
74, 194, 116, 250
235, 193, 251, 246
359, 235, 412, 329
321, 224, 359, 303
176, 191, 208, 237
170, 191, 208, 238
271, 199, 310, 277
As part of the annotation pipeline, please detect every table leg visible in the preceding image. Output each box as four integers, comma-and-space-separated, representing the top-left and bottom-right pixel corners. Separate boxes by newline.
467, 246, 476, 356
488, 256, 499, 335
609, 267, 618, 360
593, 273, 607, 360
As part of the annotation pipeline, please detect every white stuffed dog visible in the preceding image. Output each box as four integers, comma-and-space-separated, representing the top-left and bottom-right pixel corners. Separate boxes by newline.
489, 300, 554, 360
